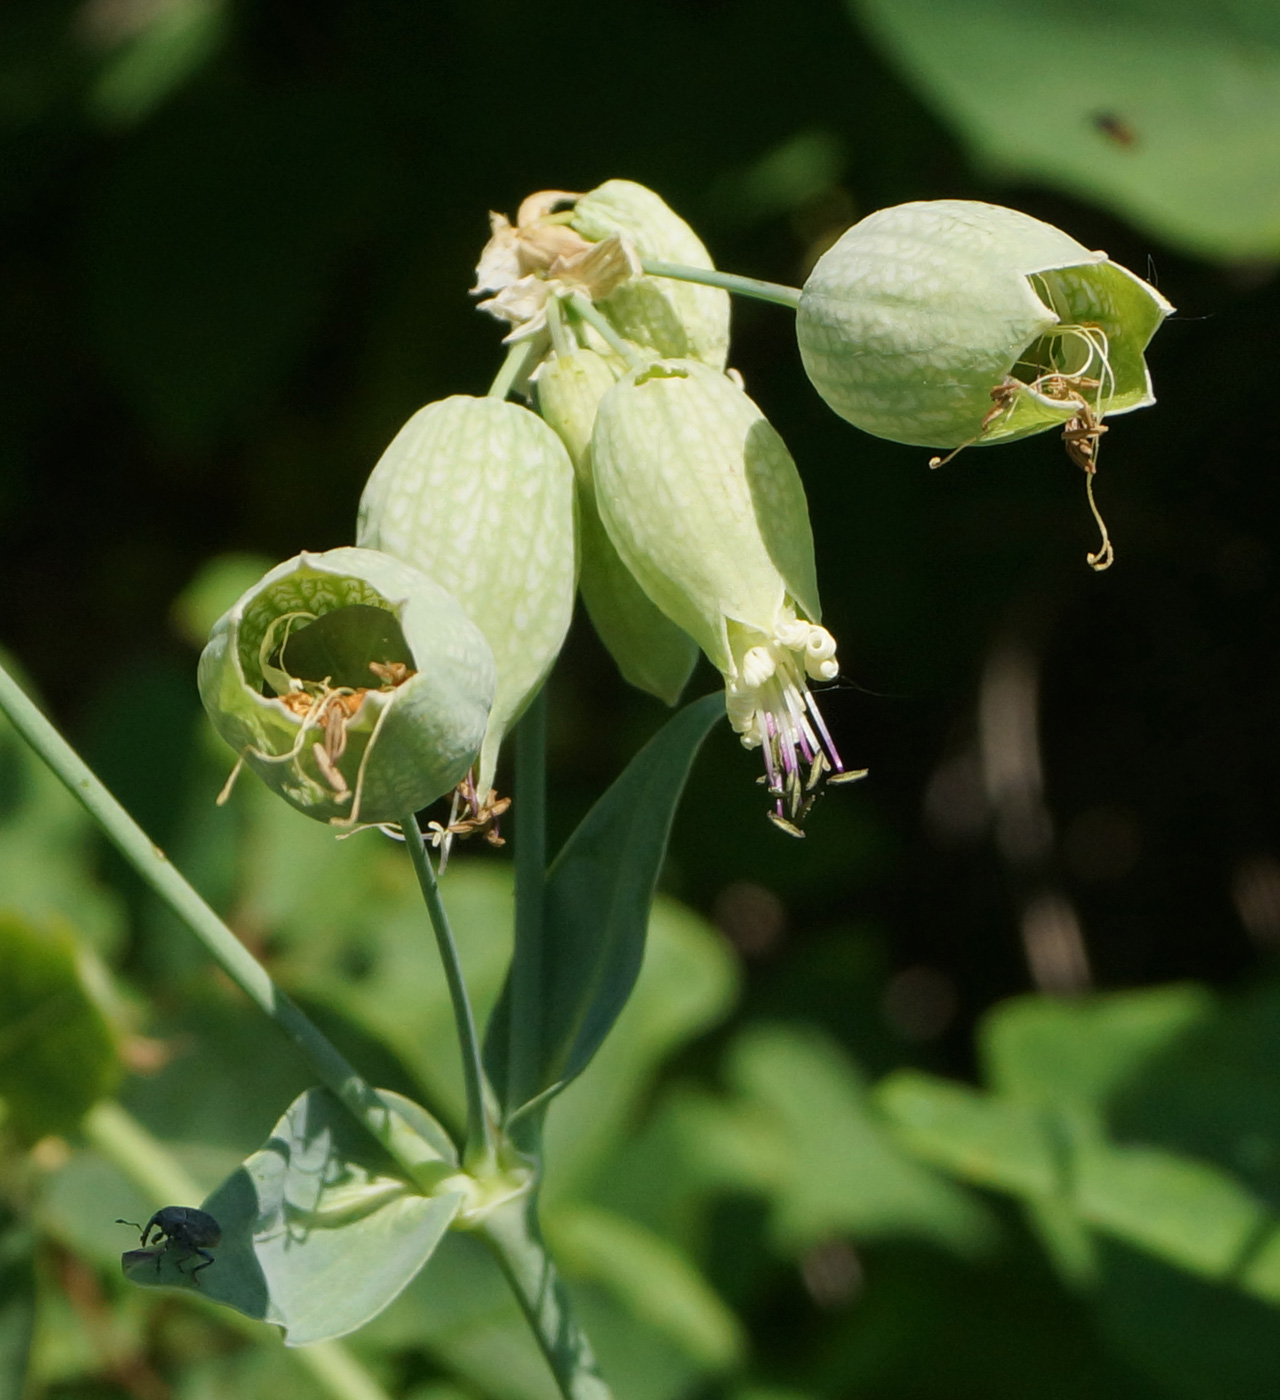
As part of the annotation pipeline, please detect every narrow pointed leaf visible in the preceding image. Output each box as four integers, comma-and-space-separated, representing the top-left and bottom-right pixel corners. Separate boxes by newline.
485, 693, 723, 1114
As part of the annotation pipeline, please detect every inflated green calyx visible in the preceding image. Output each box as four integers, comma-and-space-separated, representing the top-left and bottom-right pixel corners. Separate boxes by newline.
357, 395, 576, 795
198, 548, 495, 827
591, 359, 860, 831
797, 199, 1172, 451
571, 179, 731, 368
536, 347, 698, 705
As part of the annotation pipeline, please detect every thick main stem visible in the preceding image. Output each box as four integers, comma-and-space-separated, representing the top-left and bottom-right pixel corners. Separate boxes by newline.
508, 688, 547, 1122
399, 814, 495, 1166
0, 661, 449, 1194
479, 1193, 612, 1400
641, 258, 803, 310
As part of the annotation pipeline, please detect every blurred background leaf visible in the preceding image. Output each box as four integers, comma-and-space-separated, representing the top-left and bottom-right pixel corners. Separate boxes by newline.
854, 0, 1280, 260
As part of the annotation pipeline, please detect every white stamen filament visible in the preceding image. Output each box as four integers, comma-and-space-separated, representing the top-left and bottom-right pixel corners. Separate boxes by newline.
723, 620, 848, 829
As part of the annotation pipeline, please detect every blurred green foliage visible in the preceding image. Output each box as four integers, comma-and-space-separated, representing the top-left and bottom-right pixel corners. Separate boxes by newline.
3, 0, 1280, 1397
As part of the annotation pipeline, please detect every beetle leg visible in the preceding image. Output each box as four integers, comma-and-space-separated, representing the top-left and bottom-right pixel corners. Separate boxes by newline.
176, 1248, 216, 1287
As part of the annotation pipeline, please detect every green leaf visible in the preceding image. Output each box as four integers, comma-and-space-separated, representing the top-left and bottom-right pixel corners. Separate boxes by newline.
0, 913, 121, 1140
1075, 1138, 1268, 1285
982, 983, 1213, 1110
0, 1208, 35, 1400
0, 655, 126, 957
541, 893, 738, 1202
852, 0, 1280, 259
877, 1069, 1061, 1198
723, 1029, 994, 1254
171, 552, 276, 650
485, 693, 723, 1116
122, 1086, 462, 1344
88, 0, 229, 129
358, 1232, 560, 1400
544, 1203, 743, 1370
880, 1049, 1280, 1305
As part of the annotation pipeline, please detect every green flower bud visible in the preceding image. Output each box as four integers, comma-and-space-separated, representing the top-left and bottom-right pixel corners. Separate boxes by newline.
198, 548, 495, 827
591, 359, 859, 832
536, 347, 698, 705
356, 395, 576, 794
572, 179, 731, 369
796, 199, 1173, 450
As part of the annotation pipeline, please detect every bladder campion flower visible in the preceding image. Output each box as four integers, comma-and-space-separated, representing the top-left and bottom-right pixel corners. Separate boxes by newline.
472, 180, 730, 368
797, 199, 1172, 451
198, 548, 495, 827
536, 345, 698, 705
356, 394, 576, 809
796, 200, 1172, 568
570, 179, 730, 368
590, 358, 863, 834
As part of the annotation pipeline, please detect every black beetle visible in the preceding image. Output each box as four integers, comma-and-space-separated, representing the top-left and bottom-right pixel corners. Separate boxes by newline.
117, 1206, 221, 1285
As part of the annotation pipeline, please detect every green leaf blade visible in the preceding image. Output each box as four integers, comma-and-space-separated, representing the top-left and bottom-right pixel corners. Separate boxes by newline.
852, 0, 1280, 259
122, 1086, 462, 1345
486, 693, 723, 1117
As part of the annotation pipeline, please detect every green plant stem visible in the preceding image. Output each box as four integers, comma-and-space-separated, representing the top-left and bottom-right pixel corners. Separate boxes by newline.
85, 1101, 394, 1400
565, 290, 646, 368
546, 292, 575, 360
0, 660, 448, 1195
399, 814, 495, 1167
488, 338, 542, 400
479, 1193, 612, 1400
641, 258, 803, 310
508, 688, 547, 1125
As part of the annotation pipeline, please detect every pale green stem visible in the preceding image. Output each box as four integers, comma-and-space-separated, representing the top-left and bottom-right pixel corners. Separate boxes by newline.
399, 814, 495, 1168
564, 291, 646, 369
488, 338, 542, 400
86, 1101, 395, 1400
546, 292, 575, 361
479, 1193, 612, 1400
0, 662, 449, 1194
641, 258, 803, 311
507, 688, 547, 1127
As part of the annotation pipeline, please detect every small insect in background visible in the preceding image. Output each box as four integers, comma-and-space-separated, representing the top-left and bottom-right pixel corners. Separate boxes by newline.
117, 1206, 222, 1286
1091, 112, 1138, 148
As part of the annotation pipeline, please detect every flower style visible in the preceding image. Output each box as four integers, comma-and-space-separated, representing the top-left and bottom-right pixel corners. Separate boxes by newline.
589, 358, 863, 833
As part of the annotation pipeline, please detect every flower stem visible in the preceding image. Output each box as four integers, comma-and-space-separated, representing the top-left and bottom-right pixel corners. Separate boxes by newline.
0, 659, 449, 1194
565, 290, 647, 368
488, 338, 542, 400
479, 1192, 612, 1400
86, 1101, 395, 1400
507, 687, 547, 1127
399, 814, 495, 1167
641, 258, 802, 310
546, 292, 575, 360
